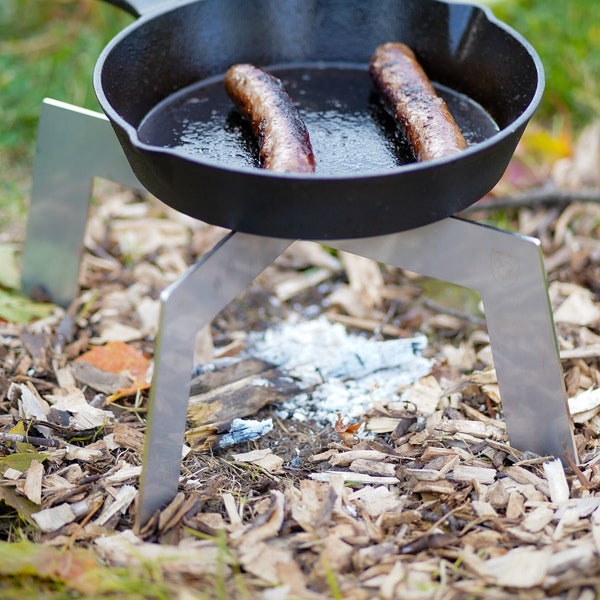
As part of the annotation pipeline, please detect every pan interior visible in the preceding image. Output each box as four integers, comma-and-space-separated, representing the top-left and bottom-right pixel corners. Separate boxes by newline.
138, 62, 499, 176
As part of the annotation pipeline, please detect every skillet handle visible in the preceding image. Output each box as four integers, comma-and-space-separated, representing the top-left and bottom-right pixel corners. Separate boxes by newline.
101, 0, 183, 18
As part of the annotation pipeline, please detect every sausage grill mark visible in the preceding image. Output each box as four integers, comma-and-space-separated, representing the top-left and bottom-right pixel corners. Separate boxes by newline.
224, 64, 316, 173
369, 42, 468, 161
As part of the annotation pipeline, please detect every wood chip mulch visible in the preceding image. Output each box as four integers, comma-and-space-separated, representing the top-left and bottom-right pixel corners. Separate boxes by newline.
2, 166, 600, 598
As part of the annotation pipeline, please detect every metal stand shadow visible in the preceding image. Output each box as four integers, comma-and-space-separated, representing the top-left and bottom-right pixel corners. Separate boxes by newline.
22, 99, 576, 529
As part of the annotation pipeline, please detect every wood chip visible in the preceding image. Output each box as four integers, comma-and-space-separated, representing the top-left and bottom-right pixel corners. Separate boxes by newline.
403, 375, 442, 416
13, 382, 52, 437
347, 485, 404, 518
451, 465, 496, 485
436, 419, 506, 441
93, 485, 137, 526
95, 530, 226, 576
309, 471, 399, 485
521, 505, 554, 533
485, 547, 552, 588
186, 363, 301, 448
23, 459, 43, 505
274, 267, 333, 302
111, 423, 145, 454
329, 449, 394, 467
232, 448, 284, 474
504, 466, 551, 497
365, 417, 402, 434
471, 500, 498, 520
32, 503, 77, 532
592, 506, 600, 553
553, 285, 600, 325
568, 386, 600, 422
543, 458, 570, 504
339, 251, 385, 311
349, 459, 397, 478
104, 463, 142, 485
3, 468, 22, 481
412, 479, 457, 495
222, 492, 243, 529
547, 539, 598, 574
45, 388, 114, 430
312, 535, 354, 576
186, 512, 227, 536
286, 481, 332, 537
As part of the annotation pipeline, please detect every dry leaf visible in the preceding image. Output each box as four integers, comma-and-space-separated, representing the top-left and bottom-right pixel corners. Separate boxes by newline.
334, 413, 363, 447
0, 540, 115, 595
45, 388, 114, 430
76, 341, 151, 399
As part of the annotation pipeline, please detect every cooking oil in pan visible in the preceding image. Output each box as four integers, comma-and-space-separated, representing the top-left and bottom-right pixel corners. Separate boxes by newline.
139, 63, 498, 175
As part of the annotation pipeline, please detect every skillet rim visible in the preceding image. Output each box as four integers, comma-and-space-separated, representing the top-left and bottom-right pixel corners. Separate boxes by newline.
93, 0, 545, 183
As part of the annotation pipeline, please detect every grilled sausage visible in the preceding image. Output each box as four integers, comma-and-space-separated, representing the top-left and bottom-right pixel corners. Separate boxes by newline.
224, 64, 316, 173
369, 42, 467, 161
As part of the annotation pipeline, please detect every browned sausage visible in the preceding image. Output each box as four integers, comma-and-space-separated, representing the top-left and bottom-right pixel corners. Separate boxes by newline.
224, 64, 316, 173
369, 42, 467, 161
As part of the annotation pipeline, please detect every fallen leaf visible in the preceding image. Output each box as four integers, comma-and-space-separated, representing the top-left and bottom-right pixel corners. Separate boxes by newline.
76, 340, 149, 379
0, 244, 21, 290
0, 289, 55, 323
0, 452, 49, 473
334, 412, 363, 447
0, 539, 118, 595
0, 485, 40, 525
9, 421, 35, 452
45, 388, 114, 430
76, 341, 151, 399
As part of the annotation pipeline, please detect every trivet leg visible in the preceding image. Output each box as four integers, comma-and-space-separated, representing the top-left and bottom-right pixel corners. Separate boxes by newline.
22, 99, 140, 307
331, 217, 576, 463
136, 232, 292, 529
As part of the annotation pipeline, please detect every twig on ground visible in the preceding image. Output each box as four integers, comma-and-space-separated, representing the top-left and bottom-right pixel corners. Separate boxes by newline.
463, 187, 600, 213
0, 431, 62, 449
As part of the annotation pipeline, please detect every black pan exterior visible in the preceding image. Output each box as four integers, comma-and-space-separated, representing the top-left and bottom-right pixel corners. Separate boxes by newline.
95, 0, 544, 239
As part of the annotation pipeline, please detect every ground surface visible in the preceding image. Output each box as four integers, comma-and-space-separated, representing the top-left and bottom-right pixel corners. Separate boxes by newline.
1, 122, 600, 598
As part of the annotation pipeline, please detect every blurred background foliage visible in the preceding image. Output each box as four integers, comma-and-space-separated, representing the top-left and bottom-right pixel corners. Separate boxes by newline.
491, 0, 600, 126
0, 0, 598, 221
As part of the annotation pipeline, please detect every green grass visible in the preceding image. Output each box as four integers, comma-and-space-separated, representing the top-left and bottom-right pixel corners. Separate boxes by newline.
491, 0, 600, 127
0, 1, 131, 228
0, 1, 131, 164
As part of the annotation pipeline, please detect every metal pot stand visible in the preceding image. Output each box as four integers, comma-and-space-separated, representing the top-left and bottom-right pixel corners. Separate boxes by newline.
22, 99, 576, 529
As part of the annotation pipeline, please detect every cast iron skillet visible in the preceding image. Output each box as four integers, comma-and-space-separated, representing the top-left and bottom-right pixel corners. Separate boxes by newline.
95, 0, 544, 240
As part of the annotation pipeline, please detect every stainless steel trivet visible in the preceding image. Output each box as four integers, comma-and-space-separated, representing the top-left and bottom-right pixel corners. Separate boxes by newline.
22, 99, 576, 528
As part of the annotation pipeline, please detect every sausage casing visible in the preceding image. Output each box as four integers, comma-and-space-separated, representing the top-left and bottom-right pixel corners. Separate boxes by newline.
369, 42, 467, 161
224, 64, 316, 173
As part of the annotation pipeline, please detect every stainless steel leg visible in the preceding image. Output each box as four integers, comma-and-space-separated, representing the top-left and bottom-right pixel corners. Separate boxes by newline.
330, 218, 576, 463
21, 99, 141, 307
136, 232, 292, 528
